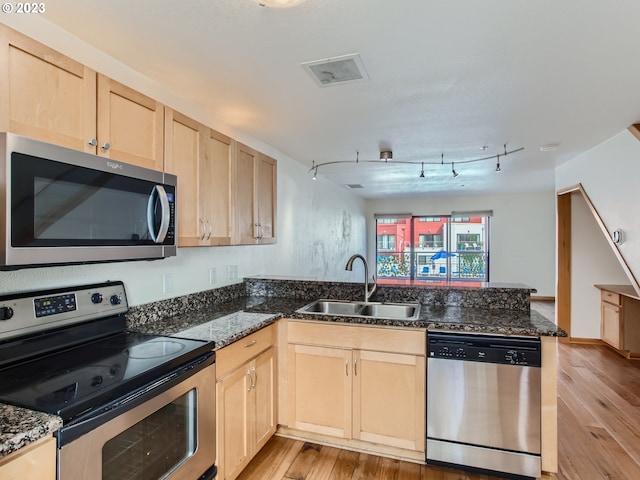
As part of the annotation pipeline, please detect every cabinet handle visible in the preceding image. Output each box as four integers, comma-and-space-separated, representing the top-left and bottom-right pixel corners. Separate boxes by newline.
244, 340, 257, 348
251, 366, 257, 388
246, 369, 253, 391
345, 357, 349, 376
88, 138, 98, 147
354, 357, 358, 376
206, 220, 212, 240
199, 219, 206, 240
101, 142, 111, 151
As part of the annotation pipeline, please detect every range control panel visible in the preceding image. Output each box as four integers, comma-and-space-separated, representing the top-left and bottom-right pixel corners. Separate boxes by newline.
428, 332, 541, 367
0, 281, 128, 341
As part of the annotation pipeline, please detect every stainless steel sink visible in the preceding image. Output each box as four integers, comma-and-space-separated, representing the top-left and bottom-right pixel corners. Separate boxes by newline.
359, 303, 419, 319
296, 299, 421, 321
302, 300, 363, 315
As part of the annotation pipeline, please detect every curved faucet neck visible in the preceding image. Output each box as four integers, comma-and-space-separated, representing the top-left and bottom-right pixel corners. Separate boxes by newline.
345, 254, 377, 303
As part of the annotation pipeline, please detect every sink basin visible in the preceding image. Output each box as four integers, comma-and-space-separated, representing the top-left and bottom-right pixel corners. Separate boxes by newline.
303, 300, 364, 315
297, 299, 421, 321
359, 303, 419, 319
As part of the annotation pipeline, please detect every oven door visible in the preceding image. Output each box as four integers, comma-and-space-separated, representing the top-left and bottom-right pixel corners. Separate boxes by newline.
59, 362, 216, 480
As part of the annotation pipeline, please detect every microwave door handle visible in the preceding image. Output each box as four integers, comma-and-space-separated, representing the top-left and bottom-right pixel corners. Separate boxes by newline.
147, 185, 170, 243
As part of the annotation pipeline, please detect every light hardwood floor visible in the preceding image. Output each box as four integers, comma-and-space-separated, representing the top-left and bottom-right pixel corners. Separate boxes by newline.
236, 301, 640, 480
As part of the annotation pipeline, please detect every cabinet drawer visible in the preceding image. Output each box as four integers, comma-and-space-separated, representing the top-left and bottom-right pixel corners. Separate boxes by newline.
601, 290, 620, 305
287, 320, 425, 355
216, 324, 276, 378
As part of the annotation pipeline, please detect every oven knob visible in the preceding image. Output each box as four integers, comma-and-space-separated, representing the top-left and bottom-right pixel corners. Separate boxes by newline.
0, 306, 14, 320
110, 294, 122, 306
91, 293, 103, 304
511, 351, 520, 363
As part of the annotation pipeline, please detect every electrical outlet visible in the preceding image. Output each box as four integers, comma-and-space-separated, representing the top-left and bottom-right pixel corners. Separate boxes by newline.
227, 265, 238, 280
209, 267, 217, 285
163, 273, 174, 293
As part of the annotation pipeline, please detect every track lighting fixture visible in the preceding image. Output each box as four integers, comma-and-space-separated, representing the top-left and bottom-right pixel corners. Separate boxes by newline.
307, 144, 523, 179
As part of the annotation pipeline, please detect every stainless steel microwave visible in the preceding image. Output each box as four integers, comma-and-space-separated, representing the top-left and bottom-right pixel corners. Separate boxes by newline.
0, 133, 177, 269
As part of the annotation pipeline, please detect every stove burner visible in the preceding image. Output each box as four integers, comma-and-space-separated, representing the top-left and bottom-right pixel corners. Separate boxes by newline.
126, 340, 185, 359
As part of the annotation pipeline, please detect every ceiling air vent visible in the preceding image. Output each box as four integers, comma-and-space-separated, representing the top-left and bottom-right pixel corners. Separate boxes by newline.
301, 53, 369, 87
345, 184, 364, 189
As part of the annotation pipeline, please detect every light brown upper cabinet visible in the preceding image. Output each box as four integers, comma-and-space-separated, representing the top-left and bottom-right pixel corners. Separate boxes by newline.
0, 25, 96, 153
165, 109, 232, 246
0, 25, 164, 171
234, 142, 277, 245
96, 75, 164, 171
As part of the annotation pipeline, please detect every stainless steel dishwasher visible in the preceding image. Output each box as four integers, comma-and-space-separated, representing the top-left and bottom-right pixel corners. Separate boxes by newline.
426, 332, 542, 479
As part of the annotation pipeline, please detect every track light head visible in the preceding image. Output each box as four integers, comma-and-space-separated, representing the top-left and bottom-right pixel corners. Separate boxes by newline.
380, 150, 393, 161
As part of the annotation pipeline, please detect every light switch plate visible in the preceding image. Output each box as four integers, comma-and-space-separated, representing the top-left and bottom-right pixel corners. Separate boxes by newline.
227, 265, 238, 280
163, 273, 174, 293
209, 267, 217, 285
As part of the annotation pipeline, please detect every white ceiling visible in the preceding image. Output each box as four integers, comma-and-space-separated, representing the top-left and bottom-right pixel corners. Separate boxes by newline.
42, 0, 640, 199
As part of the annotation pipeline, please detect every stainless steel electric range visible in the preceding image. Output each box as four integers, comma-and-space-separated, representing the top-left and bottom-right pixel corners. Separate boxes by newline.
0, 281, 217, 480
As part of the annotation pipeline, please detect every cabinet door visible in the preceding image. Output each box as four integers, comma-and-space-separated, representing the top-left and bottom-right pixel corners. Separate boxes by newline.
353, 350, 425, 451
256, 153, 277, 244
602, 302, 622, 349
287, 343, 352, 438
0, 436, 56, 480
164, 109, 207, 245
201, 129, 233, 245
233, 142, 258, 244
253, 347, 277, 452
0, 25, 96, 153
217, 364, 252, 480
97, 75, 164, 171
233, 143, 277, 245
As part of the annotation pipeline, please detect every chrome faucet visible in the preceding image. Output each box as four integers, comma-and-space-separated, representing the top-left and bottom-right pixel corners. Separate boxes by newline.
345, 254, 377, 303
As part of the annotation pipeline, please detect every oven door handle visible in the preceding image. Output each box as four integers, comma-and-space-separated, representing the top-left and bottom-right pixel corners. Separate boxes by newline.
58, 352, 215, 446
147, 185, 171, 243
198, 464, 218, 480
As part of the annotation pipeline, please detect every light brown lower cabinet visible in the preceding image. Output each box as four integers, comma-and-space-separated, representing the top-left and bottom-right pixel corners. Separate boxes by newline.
285, 321, 426, 458
216, 326, 276, 480
0, 436, 56, 480
597, 286, 640, 358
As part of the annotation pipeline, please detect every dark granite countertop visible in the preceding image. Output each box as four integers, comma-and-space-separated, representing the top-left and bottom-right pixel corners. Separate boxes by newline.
0, 403, 62, 458
129, 297, 282, 348
130, 295, 566, 339
282, 299, 565, 337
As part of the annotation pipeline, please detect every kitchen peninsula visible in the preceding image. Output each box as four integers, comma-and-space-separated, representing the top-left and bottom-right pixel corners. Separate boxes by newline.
1, 277, 564, 480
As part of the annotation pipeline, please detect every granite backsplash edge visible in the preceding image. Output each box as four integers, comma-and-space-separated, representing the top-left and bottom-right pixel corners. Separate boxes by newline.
127, 277, 531, 328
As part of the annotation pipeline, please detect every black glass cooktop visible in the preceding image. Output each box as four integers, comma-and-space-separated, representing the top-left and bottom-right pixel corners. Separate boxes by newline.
0, 330, 212, 424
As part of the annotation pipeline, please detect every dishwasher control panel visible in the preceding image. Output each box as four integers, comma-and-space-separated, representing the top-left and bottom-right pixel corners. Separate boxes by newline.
428, 332, 541, 366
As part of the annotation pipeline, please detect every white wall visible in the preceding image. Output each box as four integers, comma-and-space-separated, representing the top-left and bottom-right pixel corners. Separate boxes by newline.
366, 191, 556, 296
0, 18, 367, 306
571, 193, 628, 339
556, 129, 640, 292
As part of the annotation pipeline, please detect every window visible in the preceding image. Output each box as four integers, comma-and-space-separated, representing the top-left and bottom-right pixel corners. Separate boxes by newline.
419, 234, 443, 248
377, 234, 396, 251
457, 233, 481, 250
375, 214, 490, 282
